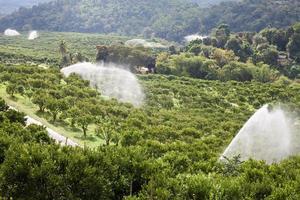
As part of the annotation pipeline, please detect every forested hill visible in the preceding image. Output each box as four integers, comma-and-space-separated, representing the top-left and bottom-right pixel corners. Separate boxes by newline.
190, 0, 237, 7
0, 0, 233, 15
0, 0, 203, 41
202, 0, 300, 33
0, 0, 51, 14
0, 0, 299, 41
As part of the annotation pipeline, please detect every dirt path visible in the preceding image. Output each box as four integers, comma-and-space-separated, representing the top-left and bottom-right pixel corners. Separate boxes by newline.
9, 106, 79, 147
25, 116, 79, 147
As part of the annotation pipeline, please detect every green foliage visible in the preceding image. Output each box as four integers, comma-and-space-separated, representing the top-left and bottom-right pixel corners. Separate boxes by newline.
0, 1, 299, 198
0, 31, 131, 65
45, 97, 63, 122
4, 109, 26, 126
0, 63, 298, 199
156, 52, 278, 82
0, 0, 51, 14
183, 23, 300, 80
214, 24, 231, 48
5, 83, 17, 97
221, 155, 243, 176
95, 117, 120, 146
156, 53, 219, 79
96, 45, 156, 70
32, 90, 48, 112
0, 0, 202, 41
260, 28, 289, 51
0, 48, 299, 199
0, 98, 8, 112
256, 46, 279, 66
1, 0, 299, 41
287, 32, 300, 62
225, 37, 253, 62
289, 65, 300, 79
76, 114, 94, 138
203, 0, 300, 34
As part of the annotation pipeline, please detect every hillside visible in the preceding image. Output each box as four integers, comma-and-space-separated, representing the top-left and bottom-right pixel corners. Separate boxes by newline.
1, 0, 300, 199
0, 0, 202, 41
190, 0, 238, 7
202, 0, 300, 32
0, 0, 299, 41
0, 63, 299, 199
0, 0, 234, 15
0, 0, 51, 14
0, 31, 132, 65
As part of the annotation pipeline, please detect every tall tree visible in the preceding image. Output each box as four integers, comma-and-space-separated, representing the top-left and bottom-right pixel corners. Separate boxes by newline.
32, 91, 48, 112
214, 24, 230, 48
76, 114, 94, 138
95, 117, 120, 146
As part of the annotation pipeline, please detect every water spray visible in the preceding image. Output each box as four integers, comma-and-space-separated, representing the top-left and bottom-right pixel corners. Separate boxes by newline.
4, 29, 20, 36
184, 34, 208, 42
28, 31, 39, 40
61, 62, 145, 107
125, 39, 167, 49
221, 104, 299, 164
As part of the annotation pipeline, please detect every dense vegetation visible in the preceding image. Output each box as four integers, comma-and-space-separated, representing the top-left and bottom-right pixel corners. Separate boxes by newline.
0, 0, 51, 14
0, 0, 231, 15
156, 23, 300, 81
190, 0, 235, 7
1, 0, 300, 41
0, 2, 299, 197
0, 31, 132, 65
0, 62, 299, 199
203, 0, 300, 33
1, 23, 299, 82
0, 0, 202, 41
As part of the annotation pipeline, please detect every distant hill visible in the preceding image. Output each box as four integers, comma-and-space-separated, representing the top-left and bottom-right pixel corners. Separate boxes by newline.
0, 0, 51, 14
0, 0, 203, 41
0, 0, 235, 14
190, 0, 238, 7
202, 0, 300, 32
0, 0, 299, 41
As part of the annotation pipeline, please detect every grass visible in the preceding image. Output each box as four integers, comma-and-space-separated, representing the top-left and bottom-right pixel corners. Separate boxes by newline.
0, 84, 105, 148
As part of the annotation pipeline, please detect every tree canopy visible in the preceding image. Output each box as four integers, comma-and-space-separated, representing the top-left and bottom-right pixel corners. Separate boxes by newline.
1, 0, 299, 41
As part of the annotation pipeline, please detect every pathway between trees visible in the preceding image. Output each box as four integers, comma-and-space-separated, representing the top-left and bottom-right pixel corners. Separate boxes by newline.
9, 105, 79, 147
25, 116, 79, 147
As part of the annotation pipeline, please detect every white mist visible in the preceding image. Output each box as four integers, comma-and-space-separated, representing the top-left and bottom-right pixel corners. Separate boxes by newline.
4, 29, 20, 36
221, 105, 296, 164
184, 34, 207, 42
28, 31, 39, 40
61, 62, 145, 107
125, 39, 166, 49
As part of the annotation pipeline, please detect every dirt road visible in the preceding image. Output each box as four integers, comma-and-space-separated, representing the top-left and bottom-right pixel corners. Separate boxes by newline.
25, 116, 79, 147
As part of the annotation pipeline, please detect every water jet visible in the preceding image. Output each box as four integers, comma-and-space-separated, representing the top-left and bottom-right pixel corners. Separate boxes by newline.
61, 62, 145, 107
221, 105, 298, 164
28, 31, 39, 40
4, 29, 20, 36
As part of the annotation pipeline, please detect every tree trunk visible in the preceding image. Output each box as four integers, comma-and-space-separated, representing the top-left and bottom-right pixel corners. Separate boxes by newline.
71, 119, 75, 127
39, 105, 45, 112
83, 127, 87, 138
130, 179, 133, 196
106, 138, 110, 146
53, 113, 57, 122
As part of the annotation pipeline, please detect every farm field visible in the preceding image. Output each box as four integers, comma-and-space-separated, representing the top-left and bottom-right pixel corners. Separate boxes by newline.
0, 31, 133, 64
0, 6, 300, 198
